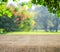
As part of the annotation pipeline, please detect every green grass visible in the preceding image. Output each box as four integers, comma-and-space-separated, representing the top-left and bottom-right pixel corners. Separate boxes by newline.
5, 31, 60, 35
0, 30, 60, 35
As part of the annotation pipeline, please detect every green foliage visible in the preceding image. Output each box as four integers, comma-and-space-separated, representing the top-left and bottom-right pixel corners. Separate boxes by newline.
1, 0, 15, 2
21, 2, 32, 9
0, 15, 18, 32
27, 2, 32, 8
0, 2, 12, 18
0, 3, 35, 33
31, 0, 60, 17
2, 0, 8, 2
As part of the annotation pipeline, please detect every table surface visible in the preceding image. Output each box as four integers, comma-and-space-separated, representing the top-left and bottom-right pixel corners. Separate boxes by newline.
0, 35, 60, 47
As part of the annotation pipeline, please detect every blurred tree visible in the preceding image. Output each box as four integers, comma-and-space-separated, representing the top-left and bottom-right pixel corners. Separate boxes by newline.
31, 0, 60, 17
33, 6, 60, 32
33, 6, 49, 31
0, 3, 35, 33
51, 15, 59, 32
1, 0, 60, 17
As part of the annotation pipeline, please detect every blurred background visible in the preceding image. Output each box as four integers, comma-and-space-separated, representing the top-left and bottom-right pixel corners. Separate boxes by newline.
0, 0, 60, 34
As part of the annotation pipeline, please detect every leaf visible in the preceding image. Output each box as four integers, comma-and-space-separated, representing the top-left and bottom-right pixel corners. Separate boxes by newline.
0, 10, 2, 13
27, 2, 32, 8
8, 13, 12, 18
21, 2, 26, 6
2, 0, 8, 2
0, 14, 2, 16
5, 11, 10, 14
20, 23, 24, 28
